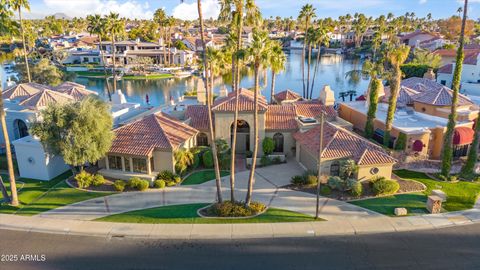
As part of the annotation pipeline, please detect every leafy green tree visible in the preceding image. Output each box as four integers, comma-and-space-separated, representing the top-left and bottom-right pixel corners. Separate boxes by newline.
30, 58, 64, 86
31, 96, 114, 174
262, 137, 275, 156
174, 40, 187, 50
174, 149, 194, 174
441, 0, 469, 177
461, 114, 479, 175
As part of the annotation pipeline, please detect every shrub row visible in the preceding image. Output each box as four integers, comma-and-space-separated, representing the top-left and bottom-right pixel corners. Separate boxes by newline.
75, 171, 105, 189
327, 176, 363, 197
206, 201, 266, 217
156, 170, 181, 187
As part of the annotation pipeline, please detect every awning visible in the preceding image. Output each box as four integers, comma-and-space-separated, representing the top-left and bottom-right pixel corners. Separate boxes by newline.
453, 127, 474, 145
412, 140, 424, 152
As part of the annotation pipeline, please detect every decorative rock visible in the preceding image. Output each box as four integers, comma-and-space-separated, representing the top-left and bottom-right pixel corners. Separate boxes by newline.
394, 207, 408, 216
431, 190, 447, 202
427, 195, 443, 214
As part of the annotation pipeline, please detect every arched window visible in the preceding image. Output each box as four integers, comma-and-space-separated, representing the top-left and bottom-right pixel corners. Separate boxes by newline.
273, 133, 284, 153
197, 133, 209, 146
13, 119, 29, 140
330, 161, 340, 176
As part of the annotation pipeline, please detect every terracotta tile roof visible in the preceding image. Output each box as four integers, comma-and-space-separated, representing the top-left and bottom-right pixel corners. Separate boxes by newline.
55, 81, 86, 90
109, 112, 198, 156
2, 83, 50, 101
382, 86, 419, 105
293, 122, 396, 166
185, 105, 211, 131
294, 100, 337, 118
464, 53, 479, 65
412, 86, 473, 106
274, 89, 301, 102
400, 31, 437, 41
212, 88, 268, 112
438, 63, 453, 74
18, 89, 75, 109
56, 86, 97, 101
265, 104, 298, 131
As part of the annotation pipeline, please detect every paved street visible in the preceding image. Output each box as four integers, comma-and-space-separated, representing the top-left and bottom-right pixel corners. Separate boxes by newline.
1, 224, 480, 270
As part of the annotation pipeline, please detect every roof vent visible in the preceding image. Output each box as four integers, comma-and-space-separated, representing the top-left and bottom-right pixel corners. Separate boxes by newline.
299, 117, 317, 124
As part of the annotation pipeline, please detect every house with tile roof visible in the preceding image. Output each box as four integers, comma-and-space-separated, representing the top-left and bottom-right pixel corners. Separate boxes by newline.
339, 76, 479, 160
437, 52, 480, 96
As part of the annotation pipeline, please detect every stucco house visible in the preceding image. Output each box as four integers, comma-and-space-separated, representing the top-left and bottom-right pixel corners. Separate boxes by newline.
437, 52, 480, 96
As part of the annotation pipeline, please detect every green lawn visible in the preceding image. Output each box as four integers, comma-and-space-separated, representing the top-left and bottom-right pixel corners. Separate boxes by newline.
394, 170, 480, 212
0, 172, 112, 215
96, 203, 321, 224
181, 170, 230, 186
74, 71, 110, 77
123, 74, 173, 80
0, 154, 18, 173
350, 193, 428, 216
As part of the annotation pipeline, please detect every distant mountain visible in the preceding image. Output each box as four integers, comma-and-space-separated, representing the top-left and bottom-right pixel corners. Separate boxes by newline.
52, 13, 71, 20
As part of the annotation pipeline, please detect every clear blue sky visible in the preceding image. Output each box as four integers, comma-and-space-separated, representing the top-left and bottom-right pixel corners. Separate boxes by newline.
26, 0, 480, 20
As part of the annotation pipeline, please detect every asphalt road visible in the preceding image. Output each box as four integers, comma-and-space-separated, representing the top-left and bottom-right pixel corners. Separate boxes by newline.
1, 224, 480, 270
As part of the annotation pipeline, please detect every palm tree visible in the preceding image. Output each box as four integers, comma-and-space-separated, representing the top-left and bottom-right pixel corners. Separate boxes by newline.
310, 23, 330, 99
245, 29, 271, 206
197, 0, 223, 203
0, 82, 19, 206
442, 0, 469, 177
11, 0, 31, 82
268, 41, 286, 103
87, 14, 112, 100
384, 44, 410, 147
298, 4, 316, 98
219, 0, 261, 203
105, 12, 123, 93
352, 13, 369, 48
154, 8, 167, 66
165, 16, 176, 66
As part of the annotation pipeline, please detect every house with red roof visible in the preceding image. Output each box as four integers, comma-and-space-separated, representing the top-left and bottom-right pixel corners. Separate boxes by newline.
437, 52, 480, 96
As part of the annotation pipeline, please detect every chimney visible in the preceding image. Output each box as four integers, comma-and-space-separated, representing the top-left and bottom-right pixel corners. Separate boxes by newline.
423, 68, 436, 81
196, 79, 206, 105
219, 85, 228, 97
319, 85, 335, 106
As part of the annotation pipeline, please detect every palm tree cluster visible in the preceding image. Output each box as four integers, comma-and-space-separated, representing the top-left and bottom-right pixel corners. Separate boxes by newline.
154, 9, 177, 67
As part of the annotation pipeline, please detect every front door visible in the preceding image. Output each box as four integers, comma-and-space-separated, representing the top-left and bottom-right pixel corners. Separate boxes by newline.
235, 133, 250, 154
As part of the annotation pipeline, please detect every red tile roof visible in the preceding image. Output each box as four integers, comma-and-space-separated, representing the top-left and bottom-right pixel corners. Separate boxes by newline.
18, 89, 75, 109
295, 100, 337, 118
185, 105, 211, 131
293, 123, 396, 166
3, 83, 49, 101
412, 86, 473, 106
464, 53, 479, 65
438, 63, 453, 74
212, 88, 268, 112
400, 31, 437, 41
265, 104, 298, 131
109, 112, 198, 156
274, 89, 301, 102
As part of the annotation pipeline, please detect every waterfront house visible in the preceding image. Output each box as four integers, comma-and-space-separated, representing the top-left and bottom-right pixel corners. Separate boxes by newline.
437, 52, 480, 96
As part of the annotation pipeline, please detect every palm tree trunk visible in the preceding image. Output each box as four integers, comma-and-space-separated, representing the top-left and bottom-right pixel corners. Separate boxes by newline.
163, 29, 167, 66
307, 43, 312, 99
310, 43, 321, 99
111, 33, 117, 92
99, 36, 112, 101
384, 65, 401, 147
441, 0, 468, 177
198, 0, 222, 203
18, 8, 31, 83
301, 19, 309, 98
270, 70, 276, 104
245, 62, 260, 206
0, 87, 18, 206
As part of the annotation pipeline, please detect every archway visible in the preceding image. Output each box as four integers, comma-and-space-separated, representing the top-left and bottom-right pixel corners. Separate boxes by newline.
231, 120, 250, 154
13, 119, 28, 140
273, 133, 284, 153
197, 132, 209, 146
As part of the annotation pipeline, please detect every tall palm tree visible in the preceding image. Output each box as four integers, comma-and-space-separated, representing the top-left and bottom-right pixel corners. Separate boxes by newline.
105, 12, 123, 93
87, 14, 112, 100
0, 81, 19, 206
384, 44, 410, 147
442, 0, 469, 177
310, 23, 330, 99
298, 4, 316, 98
11, 0, 31, 82
219, 0, 261, 202
153, 8, 168, 66
268, 41, 286, 103
197, 0, 223, 203
166, 16, 176, 66
245, 28, 271, 206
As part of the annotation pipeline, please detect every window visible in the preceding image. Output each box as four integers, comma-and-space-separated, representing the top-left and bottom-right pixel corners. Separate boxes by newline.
370, 167, 380, 175
108, 156, 122, 170
330, 161, 340, 176
273, 133, 284, 153
440, 80, 446, 85
124, 157, 131, 172
150, 157, 155, 172
132, 158, 147, 173
197, 133, 209, 146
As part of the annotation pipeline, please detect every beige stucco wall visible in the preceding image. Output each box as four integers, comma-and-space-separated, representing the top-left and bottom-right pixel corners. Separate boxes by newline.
265, 131, 295, 157
153, 149, 174, 173
357, 164, 393, 181
214, 111, 266, 155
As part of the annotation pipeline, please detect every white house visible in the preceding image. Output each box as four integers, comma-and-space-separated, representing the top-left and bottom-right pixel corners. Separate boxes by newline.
437, 52, 480, 96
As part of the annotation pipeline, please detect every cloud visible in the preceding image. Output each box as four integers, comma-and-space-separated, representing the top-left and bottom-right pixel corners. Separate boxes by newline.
419, 0, 427, 4
41, 0, 154, 19
172, 0, 220, 20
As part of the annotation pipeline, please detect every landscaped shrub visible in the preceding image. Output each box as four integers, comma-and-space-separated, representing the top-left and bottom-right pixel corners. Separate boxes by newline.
166, 181, 177, 187
305, 175, 318, 185
202, 150, 214, 168
273, 156, 282, 164
129, 177, 149, 191
219, 156, 231, 170
75, 170, 93, 188
260, 156, 272, 167
207, 201, 266, 217
154, 179, 166, 189
174, 175, 182, 184
91, 174, 105, 187
262, 137, 275, 156
339, 159, 358, 179
372, 179, 399, 196
291, 175, 305, 185
157, 170, 175, 181
192, 152, 201, 169
113, 180, 126, 192
174, 149, 194, 174
245, 150, 253, 158
349, 181, 363, 197
328, 176, 344, 191
320, 185, 331, 195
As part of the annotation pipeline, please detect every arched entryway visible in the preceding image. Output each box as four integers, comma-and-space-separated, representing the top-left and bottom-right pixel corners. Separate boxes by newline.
273, 133, 284, 153
231, 120, 250, 154
13, 119, 28, 140
197, 132, 209, 146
